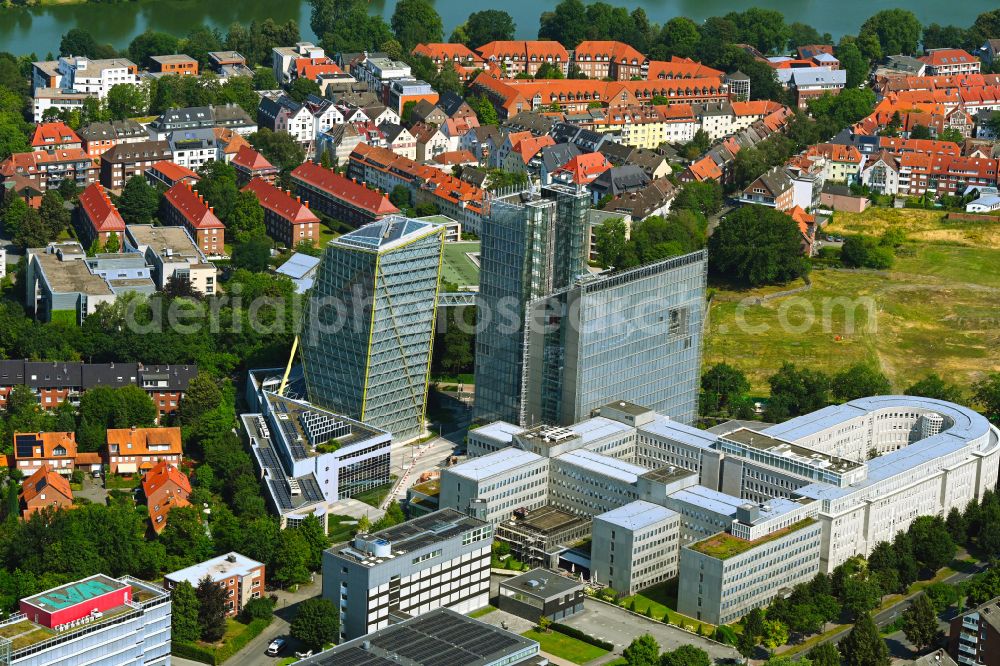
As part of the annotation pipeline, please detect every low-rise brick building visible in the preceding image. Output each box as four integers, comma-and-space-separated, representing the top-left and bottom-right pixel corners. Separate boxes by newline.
75, 183, 126, 247
19, 463, 73, 519
242, 177, 321, 248
13, 431, 78, 477
142, 461, 192, 534
106, 426, 183, 475
161, 183, 226, 256
289, 161, 399, 228
165, 553, 265, 615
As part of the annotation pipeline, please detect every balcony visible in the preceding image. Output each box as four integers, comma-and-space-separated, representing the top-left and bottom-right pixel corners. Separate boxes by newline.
958, 643, 976, 655
960, 631, 978, 643
963, 618, 980, 631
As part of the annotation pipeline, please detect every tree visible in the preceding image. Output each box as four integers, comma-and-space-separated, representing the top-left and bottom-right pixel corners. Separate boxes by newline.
905, 373, 963, 403
593, 217, 627, 268
177, 374, 223, 425
297, 513, 330, 571
39, 190, 71, 239
466, 95, 498, 126
59, 28, 116, 59
107, 83, 148, 120
622, 633, 659, 666
194, 160, 240, 220
859, 10, 922, 57
240, 596, 276, 622
458, 10, 516, 48
909, 124, 932, 140
831, 364, 891, 402
660, 644, 710, 666
117, 176, 160, 226
673, 181, 722, 216
909, 516, 955, 573
538, 0, 589, 49
288, 76, 321, 103
311, 0, 393, 54
535, 62, 564, 79
389, 185, 411, 210
227, 191, 266, 242
252, 68, 278, 91
391, 0, 444, 50
249, 128, 306, 173
231, 236, 272, 272
766, 363, 831, 420
786, 22, 826, 50
195, 575, 229, 642
708, 205, 809, 286
761, 619, 789, 652
127, 30, 181, 69
922, 24, 968, 52
841, 235, 894, 269
807, 641, 841, 666
902, 593, 941, 651
12, 208, 51, 249
170, 580, 200, 643
657, 17, 701, 59
701, 363, 751, 416
972, 373, 1000, 423
840, 612, 889, 666
836, 40, 869, 90
290, 598, 339, 650
725, 8, 790, 54
272, 527, 311, 587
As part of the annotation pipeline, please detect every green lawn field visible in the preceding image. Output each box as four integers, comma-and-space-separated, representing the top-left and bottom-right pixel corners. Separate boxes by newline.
441, 242, 481, 290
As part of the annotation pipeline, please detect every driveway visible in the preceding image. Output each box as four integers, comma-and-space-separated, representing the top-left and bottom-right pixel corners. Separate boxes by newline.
75, 475, 110, 505
563, 598, 739, 662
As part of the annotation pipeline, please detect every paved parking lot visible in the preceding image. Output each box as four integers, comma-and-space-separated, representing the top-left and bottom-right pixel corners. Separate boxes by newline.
563, 598, 739, 662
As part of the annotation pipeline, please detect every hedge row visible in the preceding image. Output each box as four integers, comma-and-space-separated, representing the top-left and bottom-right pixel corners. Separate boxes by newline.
171, 641, 215, 665
551, 623, 614, 651
171, 617, 273, 665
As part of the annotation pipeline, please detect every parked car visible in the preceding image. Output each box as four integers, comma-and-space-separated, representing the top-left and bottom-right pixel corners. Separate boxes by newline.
266, 638, 286, 656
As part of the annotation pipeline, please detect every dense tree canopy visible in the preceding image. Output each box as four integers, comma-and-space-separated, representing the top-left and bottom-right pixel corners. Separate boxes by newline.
708, 205, 808, 286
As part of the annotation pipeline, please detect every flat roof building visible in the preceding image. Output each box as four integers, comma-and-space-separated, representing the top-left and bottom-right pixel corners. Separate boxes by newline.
592, 500, 680, 596
297, 607, 542, 666
164, 553, 264, 616
499, 568, 585, 622
322, 509, 492, 640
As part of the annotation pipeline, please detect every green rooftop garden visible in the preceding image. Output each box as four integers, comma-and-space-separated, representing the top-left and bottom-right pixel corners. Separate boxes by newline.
689, 518, 817, 560
410, 479, 440, 496
315, 438, 342, 454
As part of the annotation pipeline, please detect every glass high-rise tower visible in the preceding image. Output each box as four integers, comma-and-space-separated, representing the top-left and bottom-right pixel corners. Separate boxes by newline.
473, 185, 590, 424
521, 250, 708, 427
301, 216, 445, 441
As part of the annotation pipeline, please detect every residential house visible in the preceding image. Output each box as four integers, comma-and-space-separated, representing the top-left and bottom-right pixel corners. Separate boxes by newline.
409, 99, 448, 126
601, 178, 677, 220
788, 69, 847, 109
161, 183, 226, 256
0, 148, 96, 194
167, 128, 220, 171
410, 121, 450, 163
105, 426, 182, 475
500, 133, 555, 173
208, 51, 255, 79
124, 224, 218, 296
78, 119, 146, 158
289, 161, 399, 228
147, 105, 257, 141
317, 123, 366, 166
430, 150, 479, 172
145, 160, 200, 189
142, 461, 191, 534
805, 143, 863, 183
551, 153, 612, 186
13, 432, 77, 477
231, 146, 278, 185
30, 122, 81, 152
164, 553, 265, 616
386, 79, 439, 115
646, 57, 725, 81
537, 143, 582, 184
242, 177, 322, 248
788, 206, 818, 256
31, 88, 89, 122
590, 165, 650, 204
379, 122, 418, 161
740, 166, 795, 210
920, 49, 981, 76
19, 464, 73, 519
459, 125, 501, 163
100, 140, 172, 190
31, 56, 139, 98
75, 183, 125, 247
149, 54, 198, 76
272, 42, 325, 85
819, 183, 869, 213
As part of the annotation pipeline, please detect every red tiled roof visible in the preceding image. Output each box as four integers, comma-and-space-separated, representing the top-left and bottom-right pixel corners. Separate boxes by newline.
20, 464, 72, 504
731, 101, 784, 117
920, 49, 979, 67
646, 59, 724, 80
290, 162, 398, 216
164, 183, 226, 230
143, 461, 192, 498
78, 183, 125, 233
806, 143, 863, 164
231, 146, 274, 171
0, 148, 92, 177
31, 122, 81, 148
13, 432, 77, 460
554, 152, 612, 184
296, 57, 343, 80
476, 40, 569, 62
412, 43, 484, 65
688, 156, 723, 182
512, 135, 555, 163
149, 160, 200, 183
654, 103, 695, 121
574, 41, 645, 65
877, 137, 961, 156
242, 177, 321, 224
433, 150, 478, 165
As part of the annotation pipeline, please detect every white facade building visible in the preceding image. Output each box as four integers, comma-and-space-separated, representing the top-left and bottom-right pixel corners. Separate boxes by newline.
591, 501, 680, 596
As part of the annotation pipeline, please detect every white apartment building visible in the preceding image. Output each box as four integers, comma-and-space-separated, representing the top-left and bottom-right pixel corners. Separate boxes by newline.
322, 509, 492, 640
272, 42, 325, 85
591, 501, 680, 596
32, 57, 139, 99
31, 88, 89, 123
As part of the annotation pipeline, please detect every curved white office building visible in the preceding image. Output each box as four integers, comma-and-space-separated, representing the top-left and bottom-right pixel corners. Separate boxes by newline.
756, 396, 1000, 571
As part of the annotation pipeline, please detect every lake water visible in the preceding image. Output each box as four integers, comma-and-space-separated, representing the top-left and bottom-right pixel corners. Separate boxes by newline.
0, 0, 994, 57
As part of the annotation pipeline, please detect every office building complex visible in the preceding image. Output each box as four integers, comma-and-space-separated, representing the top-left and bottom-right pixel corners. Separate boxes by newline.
445, 396, 999, 621
591, 500, 680, 596
0, 574, 170, 666
301, 216, 445, 441
677, 499, 822, 624
242, 368, 392, 531
322, 509, 492, 640
297, 608, 542, 666
474, 185, 590, 424
522, 250, 707, 426
164, 553, 264, 616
